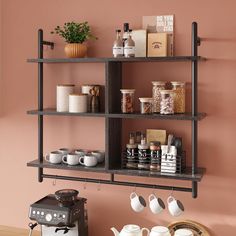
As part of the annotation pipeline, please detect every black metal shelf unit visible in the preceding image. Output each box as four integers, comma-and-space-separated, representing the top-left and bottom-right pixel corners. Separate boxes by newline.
27, 22, 205, 198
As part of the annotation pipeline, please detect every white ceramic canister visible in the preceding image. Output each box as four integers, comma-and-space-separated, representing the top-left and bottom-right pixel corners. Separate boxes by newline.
57, 84, 75, 112
69, 94, 88, 113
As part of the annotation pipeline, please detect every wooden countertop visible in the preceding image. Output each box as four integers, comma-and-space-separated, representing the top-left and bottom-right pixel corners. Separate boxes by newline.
0, 225, 40, 236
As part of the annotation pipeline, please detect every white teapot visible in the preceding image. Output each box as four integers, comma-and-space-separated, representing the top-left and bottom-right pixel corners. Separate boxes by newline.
111, 224, 150, 236
150, 226, 171, 236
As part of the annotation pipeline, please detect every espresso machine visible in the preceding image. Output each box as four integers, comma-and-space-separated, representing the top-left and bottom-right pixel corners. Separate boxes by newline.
28, 189, 88, 236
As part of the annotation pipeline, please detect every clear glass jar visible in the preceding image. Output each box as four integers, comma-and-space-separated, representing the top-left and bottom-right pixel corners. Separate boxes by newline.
139, 97, 153, 114
120, 89, 135, 113
171, 81, 186, 113
152, 81, 166, 113
160, 90, 174, 114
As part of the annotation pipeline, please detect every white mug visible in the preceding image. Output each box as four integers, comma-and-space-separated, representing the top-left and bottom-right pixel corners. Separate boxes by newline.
45, 151, 63, 164
149, 194, 165, 214
58, 148, 70, 155
62, 153, 80, 166
91, 151, 105, 163
79, 155, 98, 167
174, 229, 193, 236
150, 226, 171, 236
167, 196, 184, 217
130, 192, 146, 212
75, 149, 87, 157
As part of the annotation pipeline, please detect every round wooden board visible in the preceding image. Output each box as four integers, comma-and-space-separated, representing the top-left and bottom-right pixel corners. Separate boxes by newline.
168, 220, 210, 236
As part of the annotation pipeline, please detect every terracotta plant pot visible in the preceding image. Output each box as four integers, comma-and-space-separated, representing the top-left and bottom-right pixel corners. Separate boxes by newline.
64, 43, 87, 58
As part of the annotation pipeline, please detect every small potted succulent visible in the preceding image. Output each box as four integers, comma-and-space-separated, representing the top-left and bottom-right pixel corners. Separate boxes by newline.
51, 21, 97, 58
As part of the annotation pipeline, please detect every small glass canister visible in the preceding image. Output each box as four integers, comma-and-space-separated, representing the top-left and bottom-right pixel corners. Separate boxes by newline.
171, 81, 186, 113
152, 81, 166, 113
120, 89, 135, 113
139, 97, 153, 114
160, 90, 174, 114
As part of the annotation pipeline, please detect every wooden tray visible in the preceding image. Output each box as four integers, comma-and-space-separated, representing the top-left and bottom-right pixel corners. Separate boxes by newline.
168, 220, 210, 236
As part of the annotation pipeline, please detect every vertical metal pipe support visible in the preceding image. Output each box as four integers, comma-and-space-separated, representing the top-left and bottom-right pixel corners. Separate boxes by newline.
191, 22, 198, 198
38, 29, 44, 182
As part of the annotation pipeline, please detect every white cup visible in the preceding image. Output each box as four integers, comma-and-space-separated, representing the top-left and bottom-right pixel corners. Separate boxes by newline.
45, 151, 63, 164
75, 149, 87, 157
149, 194, 165, 214
150, 226, 171, 236
62, 153, 80, 166
174, 229, 193, 236
91, 151, 105, 163
130, 192, 146, 212
58, 148, 70, 155
79, 155, 98, 167
167, 196, 184, 217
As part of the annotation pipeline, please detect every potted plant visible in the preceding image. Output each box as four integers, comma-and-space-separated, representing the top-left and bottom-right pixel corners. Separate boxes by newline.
51, 21, 97, 58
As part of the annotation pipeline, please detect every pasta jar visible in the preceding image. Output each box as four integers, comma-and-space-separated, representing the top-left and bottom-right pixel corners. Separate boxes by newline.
160, 90, 174, 114
139, 97, 153, 114
171, 81, 186, 113
152, 81, 166, 113
120, 89, 135, 113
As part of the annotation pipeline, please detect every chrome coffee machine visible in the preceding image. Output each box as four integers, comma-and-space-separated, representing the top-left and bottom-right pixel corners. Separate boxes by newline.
28, 189, 88, 236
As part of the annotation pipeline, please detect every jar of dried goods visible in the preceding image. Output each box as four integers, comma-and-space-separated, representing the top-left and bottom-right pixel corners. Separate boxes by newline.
120, 89, 135, 113
139, 97, 153, 114
160, 90, 174, 114
150, 141, 161, 172
171, 81, 186, 113
152, 81, 166, 113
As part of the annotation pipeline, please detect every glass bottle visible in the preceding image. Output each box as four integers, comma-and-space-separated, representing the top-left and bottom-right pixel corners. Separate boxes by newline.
138, 133, 150, 170
126, 132, 138, 169
150, 141, 161, 172
124, 30, 135, 58
113, 29, 123, 58
152, 81, 166, 113
171, 81, 186, 113
122, 23, 130, 45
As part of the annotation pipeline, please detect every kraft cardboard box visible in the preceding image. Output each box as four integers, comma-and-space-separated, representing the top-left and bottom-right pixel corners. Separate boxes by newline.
143, 15, 174, 56
148, 33, 167, 57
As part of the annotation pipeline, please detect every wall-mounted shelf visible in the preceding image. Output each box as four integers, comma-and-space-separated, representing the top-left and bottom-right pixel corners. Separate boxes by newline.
27, 22, 206, 198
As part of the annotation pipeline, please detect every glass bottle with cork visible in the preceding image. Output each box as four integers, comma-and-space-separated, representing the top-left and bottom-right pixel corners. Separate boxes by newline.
138, 133, 150, 170
122, 23, 130, 45
124, 30, 135, 58
113, 29, 123, 58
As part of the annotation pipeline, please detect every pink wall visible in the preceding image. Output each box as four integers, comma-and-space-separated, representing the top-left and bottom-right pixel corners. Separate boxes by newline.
0, 0, 236, 235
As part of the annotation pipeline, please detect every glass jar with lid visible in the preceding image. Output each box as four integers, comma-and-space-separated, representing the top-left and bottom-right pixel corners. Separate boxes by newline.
160, 90, 174, 114
120, 89, 135, 113
139, 97, 153, 114
152, 81, 166, 113
171, 81, 186, 113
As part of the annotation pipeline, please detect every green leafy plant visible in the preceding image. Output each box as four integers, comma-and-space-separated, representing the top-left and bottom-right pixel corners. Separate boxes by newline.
51, 21, 97, 43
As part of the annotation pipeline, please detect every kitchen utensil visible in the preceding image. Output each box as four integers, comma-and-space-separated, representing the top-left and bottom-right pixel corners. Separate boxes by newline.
167, 196, 184, 217
148, 193, 165, 214
45, 151, 63, 164
130, 192, 146, 212
79, 154, 98, 167
111, 224, 150, 236
150, 226, 171, 236
168, 220, 210, 236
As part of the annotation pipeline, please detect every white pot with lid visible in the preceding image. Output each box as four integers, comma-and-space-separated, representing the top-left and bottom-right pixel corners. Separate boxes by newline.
150, 226, 171, 236
174, 229, 193, 236
111, 224, 150, 236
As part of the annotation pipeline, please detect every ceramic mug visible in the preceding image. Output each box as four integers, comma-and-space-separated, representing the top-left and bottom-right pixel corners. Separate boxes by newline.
45, 151, 63, 164
167, 196, 184, 217
150, 226, 171, 236
62, 153, 80, 166
75, 149, 87, 157
79, 154, 98, 167
149, 194, 165, 214
58, 148, 70, 155
130, 192, 146, 212
91, 151, 105, 163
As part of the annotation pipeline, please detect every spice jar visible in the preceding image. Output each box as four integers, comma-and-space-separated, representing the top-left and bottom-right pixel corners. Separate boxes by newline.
138, 133, 150, 170
120, 89, 135, 113
150, 141, 161, 171
152, 81, 166, 113
171, 81, 186, 113
126, 132, 138, 169
160, 90, 174, 114
139, 97, 153, 114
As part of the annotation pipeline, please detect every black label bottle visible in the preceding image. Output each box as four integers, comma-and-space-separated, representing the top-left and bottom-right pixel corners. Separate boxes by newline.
113, 29, 123, 58
126, 132, 138, 169
138, 133, 150, 170
122, 23, 130, 45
